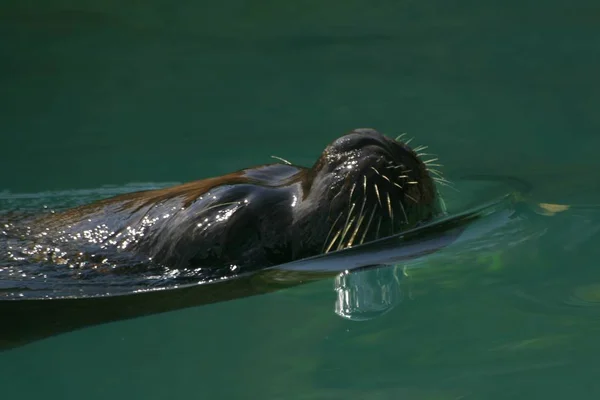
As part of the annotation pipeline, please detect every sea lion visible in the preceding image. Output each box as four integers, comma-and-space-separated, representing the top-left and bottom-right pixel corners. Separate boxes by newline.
0, 127, 470, 349
2, 128, 444, 284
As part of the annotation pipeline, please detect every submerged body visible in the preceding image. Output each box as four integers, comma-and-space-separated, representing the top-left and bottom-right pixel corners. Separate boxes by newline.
2, 128, 443, 282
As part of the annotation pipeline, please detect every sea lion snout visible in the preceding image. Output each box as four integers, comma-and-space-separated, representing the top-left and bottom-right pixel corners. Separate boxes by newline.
325, 128, 416, 163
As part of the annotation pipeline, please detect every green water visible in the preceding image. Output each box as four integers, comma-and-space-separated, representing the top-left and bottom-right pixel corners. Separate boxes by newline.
1, 1, 600, 398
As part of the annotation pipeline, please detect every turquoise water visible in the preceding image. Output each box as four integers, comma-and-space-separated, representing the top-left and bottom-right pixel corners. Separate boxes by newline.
2, 1, 600, 399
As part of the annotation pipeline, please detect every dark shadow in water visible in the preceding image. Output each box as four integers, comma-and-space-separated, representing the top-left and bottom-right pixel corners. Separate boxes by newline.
0, 177, 538, 350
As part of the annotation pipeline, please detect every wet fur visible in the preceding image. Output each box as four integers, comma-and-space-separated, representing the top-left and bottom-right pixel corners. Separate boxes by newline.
6, 128, 444, 279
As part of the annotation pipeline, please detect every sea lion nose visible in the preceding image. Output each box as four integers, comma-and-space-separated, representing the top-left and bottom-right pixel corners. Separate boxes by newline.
329, 128, 389, 155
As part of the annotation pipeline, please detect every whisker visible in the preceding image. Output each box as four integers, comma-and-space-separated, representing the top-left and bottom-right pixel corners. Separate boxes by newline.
423, 158, 439, 164
425, 163, 443, 167
405, 193, 418, 203
325, 230, 342, 253
428, 170, 448, 181
406, 181, 419, 185
270, 155, 292, 165
393, 182, 404, 190
405, 137, 414, 145
398, 199, 409, 224
344, 202, 356, 230
386, 192, 394, 234
374, 183, 383, 207
381, 175, 391, 183
395, 133, 407, 141
348, 186, 368, 247
413, 145, 428, 152
348, 182, 357, 203
347, 213, 366, 248
322, 212, 344, 253
432, 176, 453, 185
337, 216, 356, 251
376, 216, 382, 239
370, 166, 381, 176
439, 182, 459, 191
363, 175, 367, 194
336, 201, 356, 251
433, 178, 455, 188
434, 179, 459, 192
359, 207, 378, 245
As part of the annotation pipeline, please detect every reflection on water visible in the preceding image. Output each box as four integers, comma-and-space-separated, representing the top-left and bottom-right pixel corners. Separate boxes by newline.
334, 266, 405, 321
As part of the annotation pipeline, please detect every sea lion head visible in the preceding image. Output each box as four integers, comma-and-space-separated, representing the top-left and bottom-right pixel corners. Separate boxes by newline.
297, 128, 444, 254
